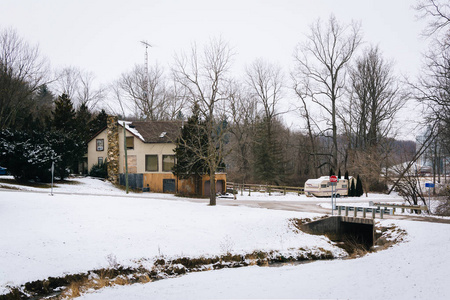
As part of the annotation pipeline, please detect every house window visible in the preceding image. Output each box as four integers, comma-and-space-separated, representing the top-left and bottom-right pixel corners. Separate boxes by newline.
321, 184, 327, 188
96, 139, 104, 151
145, 155, 158, 172
126, 136, 134, 150
98, 157, 103, 165
162, 155, 175, 172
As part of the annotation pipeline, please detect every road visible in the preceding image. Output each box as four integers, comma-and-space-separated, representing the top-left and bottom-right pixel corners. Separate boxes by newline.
2, 186, 449, 223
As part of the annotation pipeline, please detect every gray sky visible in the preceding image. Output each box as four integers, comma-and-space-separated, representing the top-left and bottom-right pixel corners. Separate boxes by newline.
2, 0, 427, 139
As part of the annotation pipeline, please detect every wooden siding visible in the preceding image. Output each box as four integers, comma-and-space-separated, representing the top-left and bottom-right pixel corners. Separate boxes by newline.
143, 173, 177, 193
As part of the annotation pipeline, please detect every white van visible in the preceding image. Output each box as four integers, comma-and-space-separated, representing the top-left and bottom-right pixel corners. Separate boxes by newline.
304, 176, 351, 197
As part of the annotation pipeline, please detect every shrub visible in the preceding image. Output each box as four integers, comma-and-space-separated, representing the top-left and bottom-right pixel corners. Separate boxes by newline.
0, 130, 57, 183
435, 188, 450, 216
89, 160, 108, 179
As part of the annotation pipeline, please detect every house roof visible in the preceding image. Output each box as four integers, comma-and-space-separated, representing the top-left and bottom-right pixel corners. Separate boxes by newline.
119, 120, 182, 143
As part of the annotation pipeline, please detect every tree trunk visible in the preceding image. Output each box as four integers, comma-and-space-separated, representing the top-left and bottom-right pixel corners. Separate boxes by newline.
209, 171, 216, 206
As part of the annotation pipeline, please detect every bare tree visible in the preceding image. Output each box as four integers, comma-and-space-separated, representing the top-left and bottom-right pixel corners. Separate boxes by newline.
292, 75, 324, 178
245, 59, 286, 183
415, 0, 450, 37
226, 80, 257, 182
0, 27, 49, 129
346, 46, 406, 149
53, 66, 105, 111
293, 15, 362, 171
113, 63, 170, 120
173, 37, 233, 205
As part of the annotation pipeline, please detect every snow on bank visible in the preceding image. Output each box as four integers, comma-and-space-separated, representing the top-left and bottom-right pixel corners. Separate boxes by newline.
80, 219, 450, 300
0, 189, 343, 294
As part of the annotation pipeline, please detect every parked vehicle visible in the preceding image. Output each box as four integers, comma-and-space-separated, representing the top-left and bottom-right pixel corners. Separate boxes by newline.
0, 166, 7, 175
304, 176, 351, 197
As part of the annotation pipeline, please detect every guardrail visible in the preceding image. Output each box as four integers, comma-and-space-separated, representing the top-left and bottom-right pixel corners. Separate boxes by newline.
226, 182, 304, 196
370, 201, 429, 214
335, 205, 392, 219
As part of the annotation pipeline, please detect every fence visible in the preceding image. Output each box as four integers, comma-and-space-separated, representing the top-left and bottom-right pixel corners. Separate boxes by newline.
226, 182, 304, 196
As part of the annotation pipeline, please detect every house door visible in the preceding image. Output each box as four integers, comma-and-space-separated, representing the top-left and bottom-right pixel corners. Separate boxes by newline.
163, 179, 176, 193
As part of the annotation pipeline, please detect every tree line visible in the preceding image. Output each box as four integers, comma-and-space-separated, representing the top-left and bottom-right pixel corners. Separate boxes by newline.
1, 2, 449, 202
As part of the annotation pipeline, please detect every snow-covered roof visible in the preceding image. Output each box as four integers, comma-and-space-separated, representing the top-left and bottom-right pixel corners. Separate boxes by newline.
119, 120, 145, 142
118, 120, 182, 143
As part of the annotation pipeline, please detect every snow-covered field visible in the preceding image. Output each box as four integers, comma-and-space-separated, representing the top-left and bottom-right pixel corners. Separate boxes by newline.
1, 176, 450, 299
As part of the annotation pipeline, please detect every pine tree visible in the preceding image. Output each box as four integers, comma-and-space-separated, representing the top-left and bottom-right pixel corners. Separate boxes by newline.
344, 170, 350, 195
173, 103, 209, 194
349, 179, 356, 197
50, 94, 84, 180
52, 93, 75, 132
88, 109, 108, 137
75, 103, 92, 142
329, 168, 335, 177
356, 175, 364, 196
33, 84, 55, 130
338, 168, 342, 179
252, 117, 285, 185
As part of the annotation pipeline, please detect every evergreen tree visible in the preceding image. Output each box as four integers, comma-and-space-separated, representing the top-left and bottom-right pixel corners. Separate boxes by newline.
329, 168, 335, 177
0, 130, 59, 182
349, 178, 356, 197
344, 170, 350, 196
338, 168, 342, 179
50, 94, 85, 180
88, 109, 108, 137
252, 117, 284, 184
52, 93, 75, 132
33, 84, 55, 130
75, 103, 92, 142
49, 131, 85, 180
173, 103, 209, 194
356, 175, 364, 196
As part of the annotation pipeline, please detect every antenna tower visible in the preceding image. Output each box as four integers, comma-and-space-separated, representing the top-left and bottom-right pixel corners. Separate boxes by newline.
140, 41, 152, 102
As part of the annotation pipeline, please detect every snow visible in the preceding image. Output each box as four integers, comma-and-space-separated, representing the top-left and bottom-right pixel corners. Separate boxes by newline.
0, 178, 342, 295
81, 219, 450, 300
118, 120, 145, 142
1, 176, 449, 299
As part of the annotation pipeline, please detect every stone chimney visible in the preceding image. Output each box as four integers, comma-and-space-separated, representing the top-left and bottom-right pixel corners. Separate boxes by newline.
107, 116, 119, 184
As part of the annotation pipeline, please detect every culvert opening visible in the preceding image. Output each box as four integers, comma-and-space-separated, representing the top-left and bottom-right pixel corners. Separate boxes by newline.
298, 216, 375, 255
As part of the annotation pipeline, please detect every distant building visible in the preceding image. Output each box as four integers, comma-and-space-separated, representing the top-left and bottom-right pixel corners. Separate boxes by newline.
416, 126, 449, 177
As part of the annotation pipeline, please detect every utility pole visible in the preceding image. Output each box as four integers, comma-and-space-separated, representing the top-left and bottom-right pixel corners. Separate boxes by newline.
123, 121, 129, 194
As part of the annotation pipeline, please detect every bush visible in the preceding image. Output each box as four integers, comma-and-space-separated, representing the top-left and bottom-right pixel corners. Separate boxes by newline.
368, 180, 388, 193
435, 188, 450, 216
89, 161, 108, 179
0, 130, 57, 183
0, 129, 85, 182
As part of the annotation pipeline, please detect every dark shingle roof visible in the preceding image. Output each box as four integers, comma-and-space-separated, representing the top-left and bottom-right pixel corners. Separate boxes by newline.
124, 121, 182, 143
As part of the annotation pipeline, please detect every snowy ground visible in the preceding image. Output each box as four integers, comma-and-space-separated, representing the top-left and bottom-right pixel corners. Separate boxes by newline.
1, 176, 450, 299
79, 219, 450, 300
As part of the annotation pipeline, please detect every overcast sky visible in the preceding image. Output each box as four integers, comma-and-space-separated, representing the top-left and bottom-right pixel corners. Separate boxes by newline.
2, 0, 428, 139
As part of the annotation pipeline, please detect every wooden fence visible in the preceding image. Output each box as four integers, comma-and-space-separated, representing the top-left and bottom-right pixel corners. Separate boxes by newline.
226, 182, 304, 196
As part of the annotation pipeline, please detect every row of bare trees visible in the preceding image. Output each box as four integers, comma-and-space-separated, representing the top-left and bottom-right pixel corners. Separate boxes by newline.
2, 8, 428, 203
